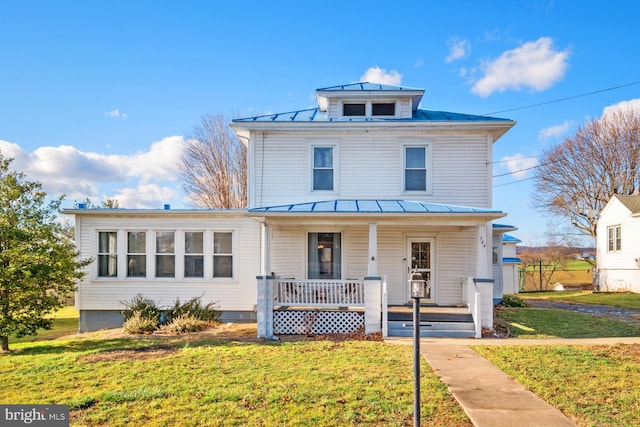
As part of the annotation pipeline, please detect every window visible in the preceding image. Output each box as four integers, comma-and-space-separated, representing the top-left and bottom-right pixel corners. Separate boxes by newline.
185, 232, 204, 278
313, 146, 334, 191
155, 231, 175, 277
343, 103, 365, 116
98, 232, 117, 277
372, 102, 395, 116
607, 225, 622, 252
213, 232, 233, 278
404, 146, 427, 191
308, 232, 341, 279
127, 232, 146, 277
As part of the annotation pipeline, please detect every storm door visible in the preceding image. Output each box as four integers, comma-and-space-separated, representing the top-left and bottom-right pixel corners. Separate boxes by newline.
407, 239, 434, 303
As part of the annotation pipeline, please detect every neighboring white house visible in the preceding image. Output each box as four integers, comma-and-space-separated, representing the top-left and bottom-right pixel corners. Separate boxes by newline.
502, 233, 522, 295
64, 82, 516, 336
595, 194, 640, 293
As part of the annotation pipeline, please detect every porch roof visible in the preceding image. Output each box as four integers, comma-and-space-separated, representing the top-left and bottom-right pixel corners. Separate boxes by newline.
248, 199, 504, 219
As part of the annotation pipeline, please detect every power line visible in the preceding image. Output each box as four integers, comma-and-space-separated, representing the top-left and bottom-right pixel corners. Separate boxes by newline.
483, 81, 640, 116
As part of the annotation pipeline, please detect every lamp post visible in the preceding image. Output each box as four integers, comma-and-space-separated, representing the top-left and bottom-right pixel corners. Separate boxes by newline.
410, 271, 427, 427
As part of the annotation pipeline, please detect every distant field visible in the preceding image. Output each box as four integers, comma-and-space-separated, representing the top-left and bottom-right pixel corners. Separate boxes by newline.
521, 259, 594, 291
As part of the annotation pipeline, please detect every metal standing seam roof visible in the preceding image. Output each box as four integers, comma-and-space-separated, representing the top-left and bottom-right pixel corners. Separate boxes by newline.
502, 234, 522, 243
232, 107, 512, 124
316, 82, 424, 92
248, 199, 502, 214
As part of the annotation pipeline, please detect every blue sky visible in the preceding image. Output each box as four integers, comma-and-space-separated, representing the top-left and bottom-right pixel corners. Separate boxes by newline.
1, 0, 639, 246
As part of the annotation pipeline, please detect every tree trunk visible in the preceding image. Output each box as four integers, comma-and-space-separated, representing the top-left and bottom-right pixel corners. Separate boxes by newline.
1, 336, 8, 352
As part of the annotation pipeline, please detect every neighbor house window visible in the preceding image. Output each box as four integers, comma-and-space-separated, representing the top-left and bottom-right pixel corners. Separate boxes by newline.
372, 102, 395, 116
185, 231, 204, 278
97, 231, 117, 277
313, 146, 334, 191
213, 232, 233, 278
155, 231, 175, 277
308, 232, 341, 279
404, 146, 428, 191
127, 231, 146, 277
343, 103, 365, 116
607, 225, 622, 252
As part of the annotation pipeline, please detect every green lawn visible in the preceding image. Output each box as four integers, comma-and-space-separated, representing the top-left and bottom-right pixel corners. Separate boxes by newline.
519, 290, 640, 310
496, 307, 640, 339
8, 306, 79, 344
474, 344, 640, 427
1, 334, 470, 426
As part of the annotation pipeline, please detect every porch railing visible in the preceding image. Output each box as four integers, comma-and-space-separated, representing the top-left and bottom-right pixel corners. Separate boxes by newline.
274, 279, 365, 307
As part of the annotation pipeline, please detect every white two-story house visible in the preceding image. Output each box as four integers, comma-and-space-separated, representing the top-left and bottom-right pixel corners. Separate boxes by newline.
65, 82, 515, 337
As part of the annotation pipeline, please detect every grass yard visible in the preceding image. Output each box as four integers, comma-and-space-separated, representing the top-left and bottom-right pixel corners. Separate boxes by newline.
8, 306, 80, 344
495, 307, 640, 339
1, 333, 471, 426
519, 290, 640, 310
474, 344, 640, 427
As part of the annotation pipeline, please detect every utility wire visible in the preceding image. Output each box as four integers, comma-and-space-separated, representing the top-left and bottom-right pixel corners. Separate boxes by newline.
483, 81, 640, 116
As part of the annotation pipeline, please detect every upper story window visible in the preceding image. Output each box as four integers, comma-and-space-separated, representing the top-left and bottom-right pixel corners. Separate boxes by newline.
343, 103, 365, 116
372, 103, 395, 116
313, 146, 334, 191
213, 232, 233, 278
155, 231, 175, 278
404, 146, 428, 192
607, 225, 622, 252
127, 231, 146, 277
185, 231, 204, 278
98, 231, 117, 277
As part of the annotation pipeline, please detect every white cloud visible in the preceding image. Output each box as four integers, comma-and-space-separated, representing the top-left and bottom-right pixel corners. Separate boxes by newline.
538, 120, 573, 142
500, 153, 539, 179
111, 183, 178, 209
445, 37, 471, 63
602, 98, 640, 117
471, 37, 569, 97
0, 137, 187, 208
105, 109, 128, 119
359, 67, 403, 85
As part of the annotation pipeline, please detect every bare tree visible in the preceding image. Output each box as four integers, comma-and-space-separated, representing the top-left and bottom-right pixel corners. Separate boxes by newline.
532, 109, 640, 239
519, 245, 574, 291
180, 113, 247, 209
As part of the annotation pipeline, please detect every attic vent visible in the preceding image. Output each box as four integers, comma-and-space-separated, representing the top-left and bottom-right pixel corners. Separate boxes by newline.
372, 103, 395, 116
343, 103, 365, 116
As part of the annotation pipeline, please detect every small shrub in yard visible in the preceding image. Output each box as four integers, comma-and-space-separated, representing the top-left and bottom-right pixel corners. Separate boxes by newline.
122, 311, 159, 334
165, 296, 220, 324
500, 294, 528, 307
160, 314, 209, 335
121, 294, 162, 325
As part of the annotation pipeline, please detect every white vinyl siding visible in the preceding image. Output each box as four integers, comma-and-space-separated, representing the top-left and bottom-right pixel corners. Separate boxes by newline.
251, 132, 490, 209
74, 214, 260, 312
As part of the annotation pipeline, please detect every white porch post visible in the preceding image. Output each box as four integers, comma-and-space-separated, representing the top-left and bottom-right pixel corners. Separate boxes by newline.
257, 221, 274, 339
476, 223, 492, 278
256, 275, 274, 338
367, 223, 378, 276
260, 222, 271, 275
364, 276, 382, 334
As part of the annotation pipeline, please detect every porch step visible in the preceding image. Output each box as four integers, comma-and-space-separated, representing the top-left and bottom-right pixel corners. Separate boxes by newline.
386, 320, 476, 338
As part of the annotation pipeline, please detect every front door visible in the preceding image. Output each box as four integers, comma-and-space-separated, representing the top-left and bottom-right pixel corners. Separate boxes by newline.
407, 239, 434, 303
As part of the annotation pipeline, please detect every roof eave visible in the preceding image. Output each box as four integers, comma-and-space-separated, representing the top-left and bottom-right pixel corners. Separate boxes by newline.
230, 120, 515, 139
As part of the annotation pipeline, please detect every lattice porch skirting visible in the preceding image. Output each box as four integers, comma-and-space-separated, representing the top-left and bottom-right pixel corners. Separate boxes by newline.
274, 310, 365, 335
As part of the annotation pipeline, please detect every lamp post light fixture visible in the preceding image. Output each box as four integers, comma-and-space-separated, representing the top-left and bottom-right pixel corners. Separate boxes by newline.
409, 271, 427, 427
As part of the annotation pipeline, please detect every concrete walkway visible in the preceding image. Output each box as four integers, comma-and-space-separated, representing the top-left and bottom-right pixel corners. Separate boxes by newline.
386, 337, 640, 427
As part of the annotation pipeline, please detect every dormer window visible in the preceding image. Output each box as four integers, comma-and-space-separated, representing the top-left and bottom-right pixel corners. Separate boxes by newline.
343, 103, 365, 116
372, 103, 395, 116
